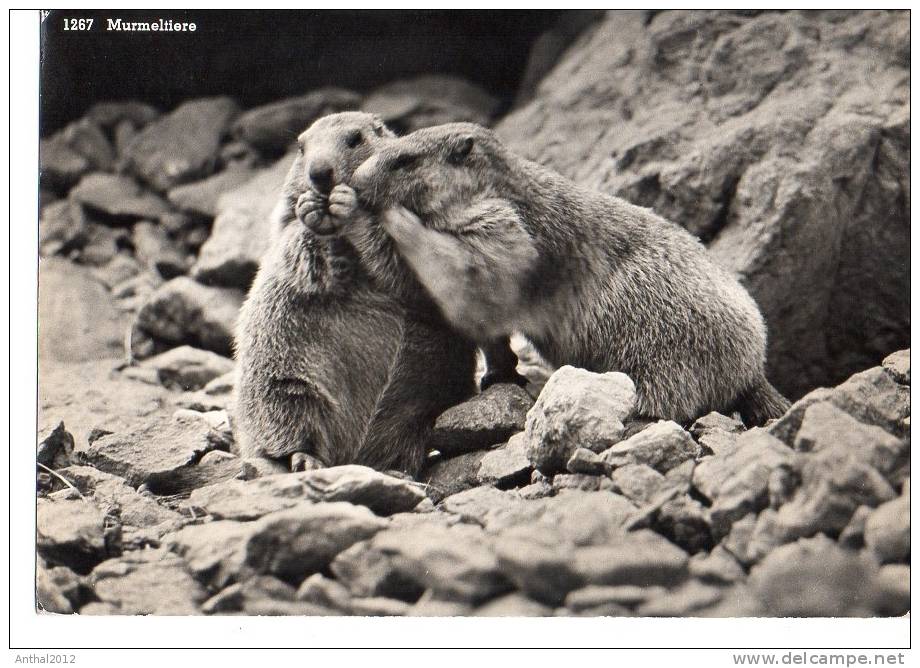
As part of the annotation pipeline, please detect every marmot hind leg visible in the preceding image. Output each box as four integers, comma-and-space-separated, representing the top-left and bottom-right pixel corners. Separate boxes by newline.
480, 336, 529, 390
732, 375, 791, 427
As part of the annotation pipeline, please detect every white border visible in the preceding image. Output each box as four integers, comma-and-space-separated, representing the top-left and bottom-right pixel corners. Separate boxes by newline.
8, 4, 914, 657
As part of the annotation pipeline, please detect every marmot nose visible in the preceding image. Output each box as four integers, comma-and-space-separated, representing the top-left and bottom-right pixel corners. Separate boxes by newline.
309, 165, 335, 194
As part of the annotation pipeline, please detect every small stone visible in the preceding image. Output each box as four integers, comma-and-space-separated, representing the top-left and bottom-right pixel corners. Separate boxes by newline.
330, 541, 422, 600
493, 536, 582, 605
636, 580, 724, 616
828, 366, 910, 436
477, 433, 532, 486
431, 384, 533, 457
164, 520, 252, 589
87, 101, 159, 130
407, 591, 473, 617
881, 349, 909, 385
199, 450, 238, 466
609, 463, 667, 505
839, 505, 873, 549
688, 545, 746, 584
517, 480, 554, 499
140, 345, 235, 391
768, 387, 834, 446
600, 420, 701, 473
524, 366, 637, 472
297, 465, 428, 515
689, 411, 745, 438
238, 457, 289, 480
36, 562, 81, 613
654, 494, 713, 553
91, 253, 143, 289
204, 372, 235, 395
350, 597, 411, 617
60, 117, 115, 171
167, 165, 256, 218
122, 97, 240, 191
39, 200, 88, 257
874, 564, 910, 616
40, 133, 90, 191
296, 573, 352, 611
90, 550, 206, 615
132, 221, 189, 279
133, 277, 245, 358
565, 584, 665, 612
571, 529, 689, 587
373, 524, 512, 603
474, 593, 552, 617
565, 447, 609, 475
37, 498, 119, 574
37, 422, 75, 469
183, 475, 312, 521
420, 450, 488, 503
76, 413, 232, 488
69, 173, 171, 220
749, 535, 879, 616
552, 473, 617, 493
863, 492, 909, 564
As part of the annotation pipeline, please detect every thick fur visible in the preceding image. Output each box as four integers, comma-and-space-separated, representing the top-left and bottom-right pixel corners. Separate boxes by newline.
350, 123, 791, 425
234, 113, 477, 475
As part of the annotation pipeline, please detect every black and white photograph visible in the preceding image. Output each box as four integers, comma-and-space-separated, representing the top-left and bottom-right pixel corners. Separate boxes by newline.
14, 5, 912, 653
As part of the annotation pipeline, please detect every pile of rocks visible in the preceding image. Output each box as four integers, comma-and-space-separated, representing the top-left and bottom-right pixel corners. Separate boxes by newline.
37, 349, 909, 616
39, 75, 502, 372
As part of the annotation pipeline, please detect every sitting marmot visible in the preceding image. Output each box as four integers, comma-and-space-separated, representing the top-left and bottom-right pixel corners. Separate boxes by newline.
341, 122, 790, 425
234, 112, 478, 475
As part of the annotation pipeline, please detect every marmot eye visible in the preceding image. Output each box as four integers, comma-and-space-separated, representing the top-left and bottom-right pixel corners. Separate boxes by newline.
297, 142, 305, 156
345, 131, 363, 149
390, 154, 419, 171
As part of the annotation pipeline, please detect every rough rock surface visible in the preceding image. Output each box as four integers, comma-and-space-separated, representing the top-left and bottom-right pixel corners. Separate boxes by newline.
601, 420, 701, 473
139, 345, 235, 391
192, 154, 294, 288
122, 97, 240, 191
431, 384, 533, 457
525, 366, 637, 471
498, 10, 909, 399
69, 173, 171, 221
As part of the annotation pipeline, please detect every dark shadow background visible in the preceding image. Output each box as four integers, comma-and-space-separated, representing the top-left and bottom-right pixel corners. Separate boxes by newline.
40, 9, 563, 135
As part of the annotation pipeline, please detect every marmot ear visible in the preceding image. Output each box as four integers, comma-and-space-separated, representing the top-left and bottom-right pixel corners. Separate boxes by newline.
371, 116, 390, 137
448, 135, 475, 163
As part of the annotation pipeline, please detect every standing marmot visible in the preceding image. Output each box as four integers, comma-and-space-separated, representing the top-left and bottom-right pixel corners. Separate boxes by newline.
345, 122, 790, 425
234, 112, 477, 475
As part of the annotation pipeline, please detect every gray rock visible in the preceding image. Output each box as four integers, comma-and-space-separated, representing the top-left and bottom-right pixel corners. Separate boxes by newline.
565, 584, 665, 613
76, 413, 232, 488
232, 88, 361, 154
122, 97, 240, 191
874, 564, 910, 616
192, 153, 294, 288
637, 580, 725, 617
654, 494, 713, 553
87, 101, 159, 130
431, 383, 533, 457
692, 428, 793, 538
474, 593, 552, 617
238, 457, 289, 480
89, 550, 206, 615
69, 173, 171, 220
689, 412, 745, 438
330, 541, 422, 601
372, 523, 511, 603
493, 535, 582, 605
838, 505, 872, 549
363, 75, 500, 133
166, 165, 256, 218
828, 366, 911, 437
609, 463, 667, 505
36, 563, 75, 613
139, 345, 235, 391
91, 253, 143, 290
39, 201, 89, 258
552, 473, 616, 493
59, 117, 115, 171
40, 133, 91, 191
477, 433, 532, 486
749, 534, 879, 616
133, 277, 245, 358
795, 401, 907, 475
565, 447, 609, 475
864, 492, 909, 563
600, 420, 701, 474
37, 421, 75, 469
688, 545, 746, 584
420, 450, 488, 503
881, 348, 909, 385
296, 573, 352, 612
768, 387, 835, 446
498, 10, 909, 399
407, 591, 473, 617
571, 529, 689, 587
164, 520, 253, 589
297, 465, 427, 515
350, 597, 411, 617
37, 498, 119, 573
524, 366, 637, 472
183, 475, 314, 521
38, 258, 133, 363
131, 221, 189, 278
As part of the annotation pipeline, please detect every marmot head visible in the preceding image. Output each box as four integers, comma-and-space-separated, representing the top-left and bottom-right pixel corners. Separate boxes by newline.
295, 112, 395, 194
351, 123, 514, 218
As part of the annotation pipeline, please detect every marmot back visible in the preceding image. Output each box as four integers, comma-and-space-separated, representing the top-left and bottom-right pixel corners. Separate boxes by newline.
350, 122, 790, 425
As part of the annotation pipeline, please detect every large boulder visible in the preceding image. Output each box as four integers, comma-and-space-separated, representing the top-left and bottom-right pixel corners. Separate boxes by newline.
498, 10, 909, 398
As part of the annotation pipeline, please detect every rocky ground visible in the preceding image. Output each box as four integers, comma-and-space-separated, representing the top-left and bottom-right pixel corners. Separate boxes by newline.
37, 10, 909, 616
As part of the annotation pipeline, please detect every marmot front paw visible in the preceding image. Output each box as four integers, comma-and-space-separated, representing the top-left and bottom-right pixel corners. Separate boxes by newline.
328, 184, 359, 220
296, 189, 337, 237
